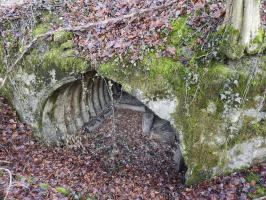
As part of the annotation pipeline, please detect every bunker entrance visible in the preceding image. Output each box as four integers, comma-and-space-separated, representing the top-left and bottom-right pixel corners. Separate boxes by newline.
41, 70, 184, 171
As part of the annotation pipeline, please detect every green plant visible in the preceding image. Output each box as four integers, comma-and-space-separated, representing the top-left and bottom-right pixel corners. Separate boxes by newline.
86, 195, 97, 200
245, 172, 266, 198
39, 183, 49, 190
245, 172, 260, 183
27, 176, 37, 185
56, 186, 71, 196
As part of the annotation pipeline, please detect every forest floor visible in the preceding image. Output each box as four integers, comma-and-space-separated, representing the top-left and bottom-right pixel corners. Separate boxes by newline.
1, 96, 266, 200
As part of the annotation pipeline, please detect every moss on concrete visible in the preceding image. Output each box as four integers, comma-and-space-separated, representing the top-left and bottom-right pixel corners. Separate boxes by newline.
43, 48, 87, 72
60, 40, 74, 50
100, 52, 182, 100
248, 28, 265, 54
216, 26, 245, 60
32, 11, 62, 37
99, 28, 266, 185
54, 31, 73, 45
176, 104, 223, 185
22, 29, 88, 79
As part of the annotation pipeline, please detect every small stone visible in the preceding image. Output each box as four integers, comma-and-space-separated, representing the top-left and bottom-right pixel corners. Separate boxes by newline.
142, 112, 154, 133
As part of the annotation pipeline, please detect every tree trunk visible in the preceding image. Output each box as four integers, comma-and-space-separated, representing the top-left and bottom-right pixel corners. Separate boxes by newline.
224, 0, 263, 57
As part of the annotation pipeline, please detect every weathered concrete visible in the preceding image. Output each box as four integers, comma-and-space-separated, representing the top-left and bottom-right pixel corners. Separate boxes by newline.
98, 54, 266, 184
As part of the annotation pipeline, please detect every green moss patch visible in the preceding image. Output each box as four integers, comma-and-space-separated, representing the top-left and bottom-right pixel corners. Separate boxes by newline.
100, 52, 183, 100
32, 24, 51, 36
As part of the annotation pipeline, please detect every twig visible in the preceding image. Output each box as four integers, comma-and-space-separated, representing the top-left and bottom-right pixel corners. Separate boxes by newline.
0, 76, 7, 89
0, 144, 8, 153
0, 167, 12, 200
0, 160, 10, 164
